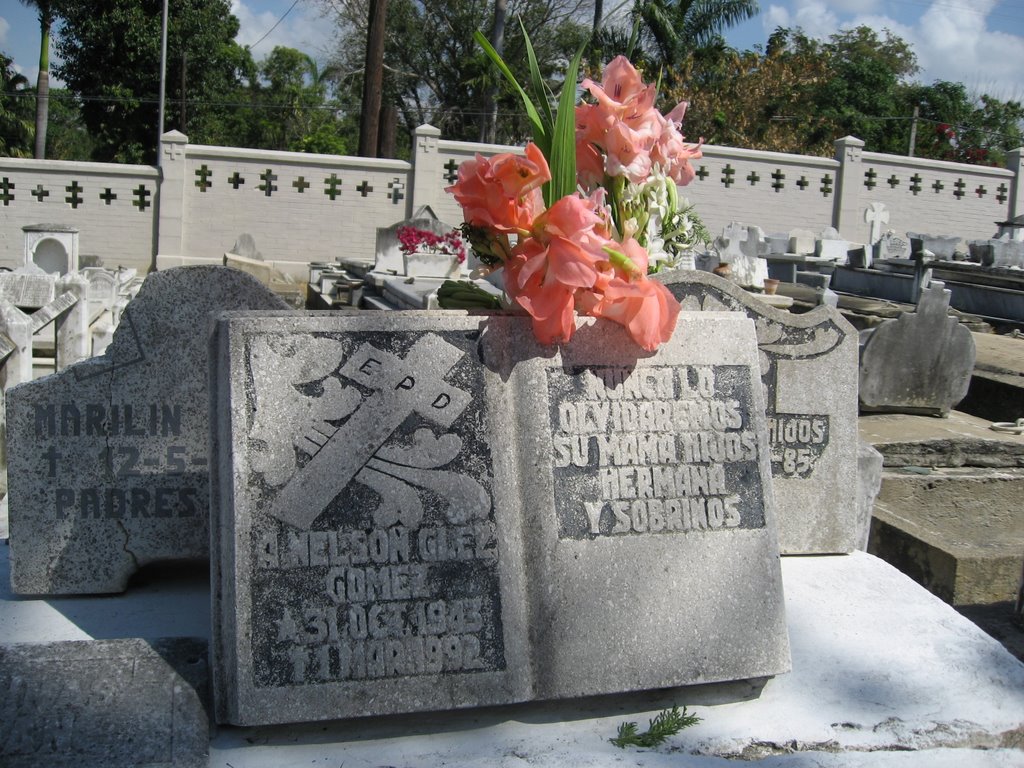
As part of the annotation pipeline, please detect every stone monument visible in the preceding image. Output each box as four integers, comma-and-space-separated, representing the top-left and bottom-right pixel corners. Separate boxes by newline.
654, 270, 860, 554
6, 266, 291, 594
210, 311, 791, 725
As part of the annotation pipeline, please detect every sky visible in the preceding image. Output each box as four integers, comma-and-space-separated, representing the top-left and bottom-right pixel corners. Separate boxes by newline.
2, 0, 1023, 101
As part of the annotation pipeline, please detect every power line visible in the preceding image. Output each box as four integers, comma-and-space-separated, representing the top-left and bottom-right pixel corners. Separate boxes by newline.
249, 0, 302, 51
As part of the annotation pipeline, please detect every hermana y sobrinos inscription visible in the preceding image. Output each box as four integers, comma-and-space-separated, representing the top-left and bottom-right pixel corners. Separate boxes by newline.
211, 311, 790, 726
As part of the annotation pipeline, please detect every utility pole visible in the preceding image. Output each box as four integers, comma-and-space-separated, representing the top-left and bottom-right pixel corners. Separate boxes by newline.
157, 0, 168, 164
359, 0, 388, 157
908, 104, 920, 157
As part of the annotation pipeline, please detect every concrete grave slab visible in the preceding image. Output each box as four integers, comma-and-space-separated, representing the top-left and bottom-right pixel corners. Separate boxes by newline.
0, 272, 56, 309
0, 637, 209, 768
210, 310, 790, 725
654, 270, 860, 554
859, 282, 976, 416
6, 266, 291, 595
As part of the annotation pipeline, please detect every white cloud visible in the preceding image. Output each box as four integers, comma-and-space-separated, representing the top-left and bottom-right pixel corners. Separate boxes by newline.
762, 0, 1024, 100
231, 1, 337, 62
0, 16, 10, 48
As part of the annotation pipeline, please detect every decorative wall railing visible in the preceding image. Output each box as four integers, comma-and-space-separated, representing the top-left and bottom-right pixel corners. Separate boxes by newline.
0, 127, 1021, 275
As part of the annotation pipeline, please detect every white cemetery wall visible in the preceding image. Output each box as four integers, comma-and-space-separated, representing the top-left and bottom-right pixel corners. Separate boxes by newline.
169, 144, 413, 271
2, 128, 1021, 273
855, 152, 1013, 245
0, 158, 158, 272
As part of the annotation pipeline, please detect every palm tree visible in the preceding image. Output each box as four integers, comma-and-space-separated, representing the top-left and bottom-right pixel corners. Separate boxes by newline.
21, 0, 55, 159
635, 0, 757, 70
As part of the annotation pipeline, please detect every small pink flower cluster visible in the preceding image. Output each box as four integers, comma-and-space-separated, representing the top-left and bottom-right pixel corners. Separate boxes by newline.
396, 225, 467, 264
576, 57, 702, 189
446, 56, 701, 351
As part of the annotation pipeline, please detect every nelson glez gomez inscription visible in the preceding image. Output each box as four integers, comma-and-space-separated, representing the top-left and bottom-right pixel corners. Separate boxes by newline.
246, 332, 503, 688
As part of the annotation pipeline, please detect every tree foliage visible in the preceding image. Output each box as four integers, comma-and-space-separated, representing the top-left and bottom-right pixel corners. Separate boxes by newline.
656, 24, 1022, 165
321, 0, 590, 147
53, 0, 250, 163
0, 51, 34, 157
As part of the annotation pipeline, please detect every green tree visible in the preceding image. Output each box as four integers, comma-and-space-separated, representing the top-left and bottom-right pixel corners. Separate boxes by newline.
53, 0, 249, 163
901, 80, 1024, 166
242, 46, 348, 153
633, 0, 758, 84
323, 0, 589, 147
0, 51, 34, 157
19, 0, 54, 158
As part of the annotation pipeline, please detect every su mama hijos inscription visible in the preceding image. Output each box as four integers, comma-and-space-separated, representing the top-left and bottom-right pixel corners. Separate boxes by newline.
550, 364, 767, 539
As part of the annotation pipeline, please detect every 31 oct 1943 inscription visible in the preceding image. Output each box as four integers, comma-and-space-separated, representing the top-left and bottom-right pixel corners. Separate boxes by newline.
549, 364, 766, 539
242, 330, 505, 689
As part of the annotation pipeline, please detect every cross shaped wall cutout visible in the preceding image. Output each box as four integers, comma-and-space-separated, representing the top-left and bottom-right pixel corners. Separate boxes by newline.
99, 188, 117, 205
65, 180, 84, 208
0, 177, 14, 205
132, 184, 151, 211
195, 165, 213, 192
324, 174, 342, 200
31, 184, 49, 202
293, 176, 310, 193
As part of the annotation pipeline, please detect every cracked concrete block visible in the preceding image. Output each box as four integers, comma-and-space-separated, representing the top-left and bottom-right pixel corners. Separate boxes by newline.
6, 266, 290, 595
210, 311, 790, 725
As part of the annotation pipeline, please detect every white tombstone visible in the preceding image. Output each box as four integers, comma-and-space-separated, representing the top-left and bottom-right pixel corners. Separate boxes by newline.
716, 222, 769, 289
23, 224, 80, 275
864, 202, 890, 246
788, 229, 816, 256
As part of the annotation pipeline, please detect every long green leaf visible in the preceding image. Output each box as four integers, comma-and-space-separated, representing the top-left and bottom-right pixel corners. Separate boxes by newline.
474, 30, 549, 156
520, 18, 555, 136
547, 42, 586, 204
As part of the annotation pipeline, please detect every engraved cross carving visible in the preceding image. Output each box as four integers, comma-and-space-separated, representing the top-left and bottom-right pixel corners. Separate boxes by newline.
269, 334, 472, 529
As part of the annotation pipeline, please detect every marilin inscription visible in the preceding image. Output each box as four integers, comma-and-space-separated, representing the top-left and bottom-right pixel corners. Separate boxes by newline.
549, 365, 766, 539
244, 331, 505, 688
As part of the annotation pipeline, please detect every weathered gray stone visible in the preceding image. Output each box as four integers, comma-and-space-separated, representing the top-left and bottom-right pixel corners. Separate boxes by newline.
876, 231, 911, 261
0, 272, 56, 309
0, 637, 209, 767
210, 311, 790, 725
788, 228, 815, 256
6, 266, 290, 595
859, 282, 976, 416
908, 232, 963, 260
654, 270, 861, 554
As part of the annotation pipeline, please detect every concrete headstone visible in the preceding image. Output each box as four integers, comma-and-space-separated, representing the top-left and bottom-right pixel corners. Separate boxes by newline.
908, 232, 962, 261
859, 282, 976, 416
716, 222, 769, 289
876, 231, 911, 261
0, 272, 56, 309
373, 207, 462, 279
654, 270, 860, 554
210, 311, 790, 725
6, 266, 291, 595
788, 229, 816, 256
0, 637, 209, 768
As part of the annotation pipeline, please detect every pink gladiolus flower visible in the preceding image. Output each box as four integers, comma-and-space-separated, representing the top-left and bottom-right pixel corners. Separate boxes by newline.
505, 195, 615, 345
581, 239, 679, 351
446, 143, 550, 234
581, 56, 657, 118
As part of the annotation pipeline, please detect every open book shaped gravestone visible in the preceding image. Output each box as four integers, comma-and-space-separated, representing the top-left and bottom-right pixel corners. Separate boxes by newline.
6, 267, 291, 595
654, 271, 860, 554
211, 310, 790, 726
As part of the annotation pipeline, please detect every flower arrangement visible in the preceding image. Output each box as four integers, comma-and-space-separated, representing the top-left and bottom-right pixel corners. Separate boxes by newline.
396, 225, 467, 264
444, 31, 704, 352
